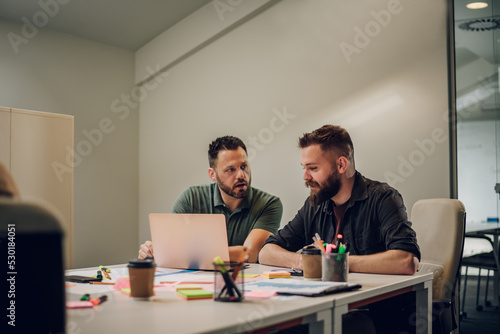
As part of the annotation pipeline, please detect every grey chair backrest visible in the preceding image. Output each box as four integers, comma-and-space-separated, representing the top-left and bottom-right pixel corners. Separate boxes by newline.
411, 198, 466, 303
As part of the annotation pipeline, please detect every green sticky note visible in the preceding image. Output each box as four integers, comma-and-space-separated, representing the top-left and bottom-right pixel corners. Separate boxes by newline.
177, 289, 213, 300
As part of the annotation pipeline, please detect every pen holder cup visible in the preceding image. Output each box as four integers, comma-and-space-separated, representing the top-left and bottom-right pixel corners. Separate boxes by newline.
213, 262, 244, 302
322, 252, 349, 282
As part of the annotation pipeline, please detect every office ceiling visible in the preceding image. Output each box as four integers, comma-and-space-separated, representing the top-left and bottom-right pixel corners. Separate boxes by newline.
455, 0, 499, 64
454, 0, 500, 121
0, 0, 498, 119
0, 0, 212, 50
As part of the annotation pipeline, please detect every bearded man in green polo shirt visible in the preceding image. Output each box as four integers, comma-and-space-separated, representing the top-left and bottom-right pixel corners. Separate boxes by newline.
139, 136, 283, 263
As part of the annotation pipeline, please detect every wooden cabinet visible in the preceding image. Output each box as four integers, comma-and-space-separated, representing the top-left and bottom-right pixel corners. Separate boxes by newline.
0, 107, 74, 268
0, 107, 10, 166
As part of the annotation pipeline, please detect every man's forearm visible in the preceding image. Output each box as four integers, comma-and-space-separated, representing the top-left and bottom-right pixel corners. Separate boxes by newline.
243, 229, 273, 263
349, 249, 418, 275
258, 244, 302, 269
229, 246, 246, 262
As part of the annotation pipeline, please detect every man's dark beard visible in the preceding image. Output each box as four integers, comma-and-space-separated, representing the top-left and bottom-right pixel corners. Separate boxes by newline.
216, 175, 250, 199
306, 171, 341, 206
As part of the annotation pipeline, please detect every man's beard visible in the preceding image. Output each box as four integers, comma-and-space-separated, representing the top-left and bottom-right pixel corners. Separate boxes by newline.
216, 175, 251, 199
305, 171, 341, 206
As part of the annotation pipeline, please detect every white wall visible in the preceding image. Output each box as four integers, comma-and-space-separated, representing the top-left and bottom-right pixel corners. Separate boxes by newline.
137, 0, 451, 243
0, 20, 139, 268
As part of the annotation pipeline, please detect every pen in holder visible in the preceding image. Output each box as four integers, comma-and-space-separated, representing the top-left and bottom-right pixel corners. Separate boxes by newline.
322, 252, 349, 282
213, 258, 244, 302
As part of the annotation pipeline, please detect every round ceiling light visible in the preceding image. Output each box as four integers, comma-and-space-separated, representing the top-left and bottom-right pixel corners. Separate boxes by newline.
466, 2, 489, 9
459, 18, 500, 31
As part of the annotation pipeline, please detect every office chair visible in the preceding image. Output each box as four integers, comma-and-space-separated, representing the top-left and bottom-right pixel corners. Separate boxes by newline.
0, 198, 66, 333
411, 198, 466, 334
460, 234, 499, 314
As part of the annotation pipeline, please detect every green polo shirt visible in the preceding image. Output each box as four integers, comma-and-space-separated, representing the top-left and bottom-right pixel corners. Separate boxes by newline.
172, 183, 282, 246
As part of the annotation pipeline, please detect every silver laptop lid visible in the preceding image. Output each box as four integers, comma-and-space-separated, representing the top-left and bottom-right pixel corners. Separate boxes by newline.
149, 213, 230, 270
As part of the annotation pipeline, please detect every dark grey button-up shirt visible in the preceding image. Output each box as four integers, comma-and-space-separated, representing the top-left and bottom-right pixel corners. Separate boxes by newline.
265, 171, 421, 260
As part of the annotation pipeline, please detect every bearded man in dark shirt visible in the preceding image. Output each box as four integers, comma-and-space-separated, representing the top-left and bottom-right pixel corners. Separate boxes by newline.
259, 125, 421, 334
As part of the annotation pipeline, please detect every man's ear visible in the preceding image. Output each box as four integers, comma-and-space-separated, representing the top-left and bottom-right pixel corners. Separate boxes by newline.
337, 156, 349, 173
208, 168, 217, 182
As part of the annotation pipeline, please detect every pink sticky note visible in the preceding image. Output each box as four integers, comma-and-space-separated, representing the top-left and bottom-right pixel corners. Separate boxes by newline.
66, 301, 94, 309
113, 277, 130, 290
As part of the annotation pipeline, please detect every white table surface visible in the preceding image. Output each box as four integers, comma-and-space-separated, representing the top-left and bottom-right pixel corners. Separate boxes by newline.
65, 264, 433, 334
466, 222, 500, 234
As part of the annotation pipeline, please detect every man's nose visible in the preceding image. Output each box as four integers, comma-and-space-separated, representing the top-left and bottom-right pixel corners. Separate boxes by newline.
236, 168, 245, 179
303, 170, 311, 181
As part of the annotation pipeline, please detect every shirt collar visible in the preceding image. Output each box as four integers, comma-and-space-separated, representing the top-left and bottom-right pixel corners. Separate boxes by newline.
212, 183, 225, 208
350, 171, 369, 203
212, 182, 252, 211
322, 200, 334, 215
240, 187, 253, 210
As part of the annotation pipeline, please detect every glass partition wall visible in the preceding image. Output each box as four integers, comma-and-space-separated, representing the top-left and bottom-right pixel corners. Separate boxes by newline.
455, 0, 500, 231
454, 0, 500, 322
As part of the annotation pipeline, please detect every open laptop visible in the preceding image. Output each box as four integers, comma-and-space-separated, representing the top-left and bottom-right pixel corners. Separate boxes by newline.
149, 213, 230, 270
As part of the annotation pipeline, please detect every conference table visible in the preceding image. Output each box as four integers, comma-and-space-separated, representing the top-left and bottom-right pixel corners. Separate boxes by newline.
65, 264, 433, 334
465, 222, 500, 308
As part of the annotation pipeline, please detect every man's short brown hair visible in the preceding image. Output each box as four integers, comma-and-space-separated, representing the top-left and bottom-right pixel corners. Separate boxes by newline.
298, 125, 354, 165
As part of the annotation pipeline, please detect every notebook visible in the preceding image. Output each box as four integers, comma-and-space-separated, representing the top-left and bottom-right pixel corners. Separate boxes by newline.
149, 213, 230, 270
244, 278, 362, 297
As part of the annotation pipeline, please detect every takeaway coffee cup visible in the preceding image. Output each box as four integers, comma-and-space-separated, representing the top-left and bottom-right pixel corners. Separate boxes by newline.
301, 246, 322, 280
128, 258, 156, 300
322, 252, 349, 282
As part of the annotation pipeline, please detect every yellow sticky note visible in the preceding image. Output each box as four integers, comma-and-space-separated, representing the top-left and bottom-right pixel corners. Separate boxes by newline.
238, 273, 260, 278
263, 271, 291, 279
175, 284, 202, 291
